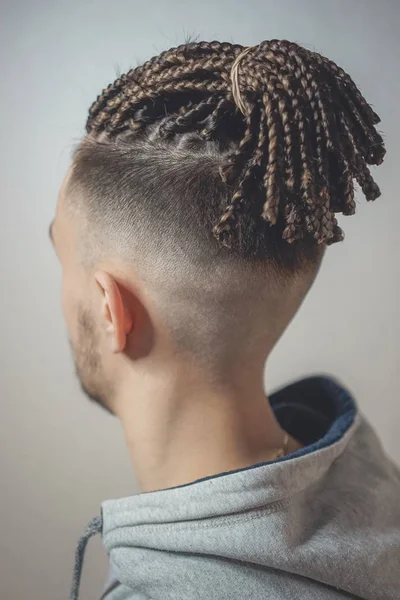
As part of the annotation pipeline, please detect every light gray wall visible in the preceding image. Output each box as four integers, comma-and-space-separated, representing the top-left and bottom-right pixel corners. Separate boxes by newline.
1, 1, 399, 599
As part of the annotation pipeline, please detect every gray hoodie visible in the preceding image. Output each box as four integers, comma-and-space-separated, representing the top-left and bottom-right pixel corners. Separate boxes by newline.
70, 376, 400, 600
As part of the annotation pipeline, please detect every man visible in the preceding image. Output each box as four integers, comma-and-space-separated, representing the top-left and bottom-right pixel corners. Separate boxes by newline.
50, 39, 399, 599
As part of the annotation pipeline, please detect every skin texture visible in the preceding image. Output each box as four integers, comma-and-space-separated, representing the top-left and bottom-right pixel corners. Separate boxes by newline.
49, 39, 385, 493
51, 165, 315, 493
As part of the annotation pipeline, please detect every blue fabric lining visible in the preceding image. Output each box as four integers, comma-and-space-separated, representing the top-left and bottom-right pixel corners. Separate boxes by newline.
270, 375, 356, 461
150, 375, 357, 493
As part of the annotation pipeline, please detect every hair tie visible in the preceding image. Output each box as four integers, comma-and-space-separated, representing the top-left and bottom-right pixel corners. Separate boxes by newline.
230, 46, 256, 116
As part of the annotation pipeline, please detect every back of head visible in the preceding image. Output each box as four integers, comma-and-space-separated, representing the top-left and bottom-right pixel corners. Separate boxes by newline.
66, 39, 385, 369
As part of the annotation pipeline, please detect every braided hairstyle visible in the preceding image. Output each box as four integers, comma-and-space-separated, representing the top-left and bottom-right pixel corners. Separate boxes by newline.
79, 39, 385, 265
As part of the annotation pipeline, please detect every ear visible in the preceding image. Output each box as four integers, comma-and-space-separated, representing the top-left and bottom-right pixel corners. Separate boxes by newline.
94, 271, 134, 353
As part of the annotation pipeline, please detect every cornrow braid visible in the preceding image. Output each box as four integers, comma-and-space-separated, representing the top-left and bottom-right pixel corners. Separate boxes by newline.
85, 39, 385, 248
158, 94, 220, 139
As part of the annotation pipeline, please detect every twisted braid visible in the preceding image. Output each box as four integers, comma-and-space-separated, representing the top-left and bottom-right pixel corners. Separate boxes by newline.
85, 39, 385, 248
262, 90, 282, 225
213, 102, 260, 245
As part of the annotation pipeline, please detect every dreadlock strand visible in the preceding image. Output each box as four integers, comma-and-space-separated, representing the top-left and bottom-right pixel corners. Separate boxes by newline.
286, 47, 333, 241
214, 103, 260, 246
339, 112, 381, 204
87, 75, 128, 129
84, 39, 385, 252
317, 52, 380, 127
219, 98, 258, 185
261, 89, 283, 225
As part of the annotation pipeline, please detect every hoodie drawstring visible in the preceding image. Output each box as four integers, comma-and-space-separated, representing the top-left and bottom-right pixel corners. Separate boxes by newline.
69, 515, 103, 600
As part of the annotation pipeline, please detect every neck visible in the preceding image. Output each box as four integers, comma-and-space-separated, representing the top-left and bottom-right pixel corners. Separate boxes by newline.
115, 361, 297, 493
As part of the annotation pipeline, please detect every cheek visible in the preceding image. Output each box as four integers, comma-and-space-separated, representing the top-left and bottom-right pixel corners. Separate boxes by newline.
61, 270, 90, 344
60, 270, 101, 347
61, 275, 77, 340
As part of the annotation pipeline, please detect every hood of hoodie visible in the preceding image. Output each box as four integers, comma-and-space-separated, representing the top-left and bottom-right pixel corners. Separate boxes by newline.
73, 376, 400, 600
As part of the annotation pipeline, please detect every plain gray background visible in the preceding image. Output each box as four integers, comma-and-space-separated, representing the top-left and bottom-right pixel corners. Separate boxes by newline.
1, 1, 399, 599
